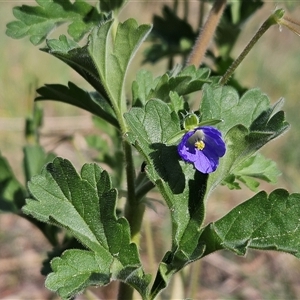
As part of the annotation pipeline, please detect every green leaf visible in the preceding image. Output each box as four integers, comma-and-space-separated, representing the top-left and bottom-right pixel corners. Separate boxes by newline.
0, 153, 25, 212
124, 99, 208, 297
100, 0, 126, 12
152, 6, 195, 45
23, 158, 150, 299
41, 35, 110, 101
149, 65, 211, 102
222, 153, 281, 192
88, 18, 152, 112
36, 82, 118, 127
215, 0, 263, 57
200, 84, 270, 134
200, 86, 289, 195
208, 122, 289, 196
132, 66, 210, 106
144, 5, 196, 63
6, 0, 107, 45
41, 19, 151, 115
169, 91, 189, 114
132, 70, 157, 107
45, 249, 110, 298
200, 189, 300, 257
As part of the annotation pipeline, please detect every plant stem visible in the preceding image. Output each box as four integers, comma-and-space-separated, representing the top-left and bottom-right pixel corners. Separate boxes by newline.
117, 282, 135, 300
219, 9, 284, 85
124, 195, 146, 245
190, 261, 201, 298
118, 200, 146, 300
123, 141, 136, 206
144, 214, 156, 277
186, 0, 227, 67
122, 140, 146, 246
117, 141, 146, 299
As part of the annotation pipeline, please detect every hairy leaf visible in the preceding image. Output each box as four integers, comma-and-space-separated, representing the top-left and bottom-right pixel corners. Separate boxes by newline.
200, 84, 270, 134
222, 153, 281, 192
36, 82, 118, 127
132, 66, 210, 106
88, 18, 152, 111
23, 158, 150, 298
41, 34, 111, 102
200, 189, 300, 257
125, 99, 208, 297
6, 0, 107, 45
201, 87, 289, 195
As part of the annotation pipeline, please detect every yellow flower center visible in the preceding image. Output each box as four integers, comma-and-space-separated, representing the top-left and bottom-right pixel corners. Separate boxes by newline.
195, 140, 205, 150
188, 130, 206, 151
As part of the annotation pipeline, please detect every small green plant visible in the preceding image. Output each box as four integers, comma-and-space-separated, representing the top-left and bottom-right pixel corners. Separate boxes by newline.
2, 1, 300, 299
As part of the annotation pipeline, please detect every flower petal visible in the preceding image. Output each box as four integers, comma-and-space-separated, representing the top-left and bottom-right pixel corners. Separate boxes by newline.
201, 126, 226, 157
177, 126, 226, 174
193, 151, 217, 173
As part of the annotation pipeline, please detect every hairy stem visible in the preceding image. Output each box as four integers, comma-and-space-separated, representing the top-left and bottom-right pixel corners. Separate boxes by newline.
123, 141, 136, 209
117, 141, 146, 299
219, 9, 284, 85
117, 282, 135, 300
118, 200, 146, 299
186, 0, 227, 67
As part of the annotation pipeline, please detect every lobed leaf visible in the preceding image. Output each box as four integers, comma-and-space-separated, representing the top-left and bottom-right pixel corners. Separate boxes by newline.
143, 5, 196, 64
200, 189, 300, 257
222, 153, 281, 192
6, 0, 107, 45
23, 158, 150, 299
132, 66, 210, 106
201, 87, 289, 195
200, 84, 270, 134
125, 99, 208, 297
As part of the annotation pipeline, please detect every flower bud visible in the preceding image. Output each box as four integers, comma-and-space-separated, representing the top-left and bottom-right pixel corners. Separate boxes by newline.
183, 113, 199, 130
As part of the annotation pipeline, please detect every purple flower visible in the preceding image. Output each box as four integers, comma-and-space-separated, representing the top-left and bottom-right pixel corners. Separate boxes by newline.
177, 126, 226, 174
